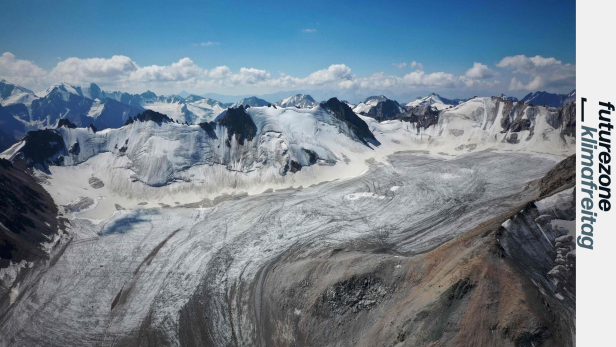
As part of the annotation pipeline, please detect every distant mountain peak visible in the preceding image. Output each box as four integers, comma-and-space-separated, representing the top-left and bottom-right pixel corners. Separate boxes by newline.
276, 94, 317, 108
233, 96, 270, 108
521, 90, 576, 107
406, 93, 464, 110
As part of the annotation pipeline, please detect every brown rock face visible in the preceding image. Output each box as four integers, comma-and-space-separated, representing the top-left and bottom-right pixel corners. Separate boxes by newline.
254, 156, 575, 347
0, 158, 63, 269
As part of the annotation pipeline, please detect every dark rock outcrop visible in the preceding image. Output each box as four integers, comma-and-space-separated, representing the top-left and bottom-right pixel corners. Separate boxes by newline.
0, 158, 63, 269
217, 106, 257, 145
321, 98, 377, 144
539, 154, 575, 197
20, 129, 65, 166
57, 118, 77, 129
399, 104, 441, 129
0, 104, 26, 151
362, 99, 404, 121
125, 109, 173, 126
546, 102, 576, 139
198, 121, 218, 139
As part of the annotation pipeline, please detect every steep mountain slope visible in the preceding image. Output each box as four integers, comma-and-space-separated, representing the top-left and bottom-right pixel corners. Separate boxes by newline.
0, 81, 145, 132
521, 90, 576, 107
0, 158, 63, 267
258, 157, 575, 347
362, 96, 575, 156
275, 94, 317, 108
0, 81, 237, 146
30, 84, 145, 129
1, 99, 383, 216
0, 157, 67, 314
0, 80, 37, 106
0, 105, 26, 151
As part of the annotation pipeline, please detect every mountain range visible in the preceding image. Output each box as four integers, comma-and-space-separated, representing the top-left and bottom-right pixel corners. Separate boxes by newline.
0, 79, 578, 154
0, 78, 577, 347
405, 93, 467, 110
521, 90, 576, 107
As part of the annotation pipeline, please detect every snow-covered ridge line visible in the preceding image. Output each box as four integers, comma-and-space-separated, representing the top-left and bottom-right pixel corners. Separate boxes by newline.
275, 94, 317, 108
405, 92, 465, 110
2, 99, 379, 204
1, 96, 575, 220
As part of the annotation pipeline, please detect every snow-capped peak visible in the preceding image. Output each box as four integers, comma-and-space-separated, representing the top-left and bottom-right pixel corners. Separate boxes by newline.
352, 95, 404, 120
37, 82, 88, 100
276, 94, 317, 108
521, 90, 576, 107
232, 96, 270, 108
0, 79, 36, 106
406, 93, 460, 110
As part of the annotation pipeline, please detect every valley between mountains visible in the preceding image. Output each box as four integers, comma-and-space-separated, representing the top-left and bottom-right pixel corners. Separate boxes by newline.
0, 81, 576, 346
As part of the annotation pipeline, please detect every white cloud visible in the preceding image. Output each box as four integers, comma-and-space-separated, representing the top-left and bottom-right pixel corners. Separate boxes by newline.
402, 70, 458, 88
194, 41, 220, 47
393, 62, 407, 68
0, 52, 47, 88
208, 66, 231, 79
304, 64, 353, 85
129, 57, 204, 83
496, 55, 575, 91
50, 55, 138, 84
229, 67, 272, 85
465, 62, 496, 79
410, 61, 423, 70
302, 28, 317, 33
0, 52, 574, 96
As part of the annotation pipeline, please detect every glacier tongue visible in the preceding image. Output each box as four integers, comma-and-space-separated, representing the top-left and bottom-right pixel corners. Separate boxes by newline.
0, 151, 561, 346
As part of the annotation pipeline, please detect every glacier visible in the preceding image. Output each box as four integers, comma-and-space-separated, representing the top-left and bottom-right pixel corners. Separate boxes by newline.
0, 91, 577, 346
0, 151, 565, 346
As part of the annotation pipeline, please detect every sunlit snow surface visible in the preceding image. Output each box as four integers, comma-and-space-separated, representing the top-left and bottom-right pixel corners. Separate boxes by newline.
14, 97, 574, 221
0, 95, 575, 345
0, 151, 559, 346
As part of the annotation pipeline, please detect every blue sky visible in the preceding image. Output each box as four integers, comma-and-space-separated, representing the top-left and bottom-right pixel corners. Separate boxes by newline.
0, 0, 575, 100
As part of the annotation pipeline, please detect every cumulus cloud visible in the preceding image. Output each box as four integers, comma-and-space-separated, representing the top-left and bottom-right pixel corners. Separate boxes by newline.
129, 57, 204, 83
465, 62, 496, 79
0, 52, 47, 87
229, 67, 272, 85
496, 55, 575, 91
47, 56, 205, 85
302, 28, 317, 33
208, 66, 231, 79
0, 52, 573, 95
50, 55, 138, 84
402, 70, 459, 88
304, 64, 353, 85
393, 62, 407, 68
